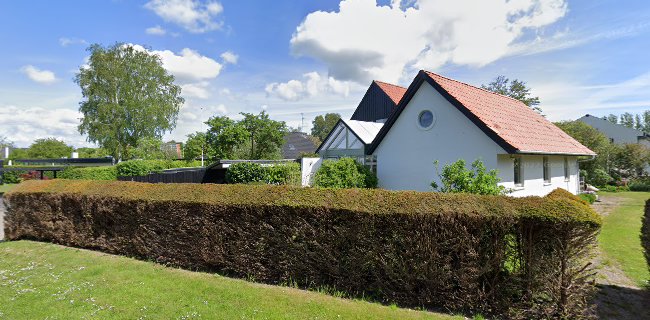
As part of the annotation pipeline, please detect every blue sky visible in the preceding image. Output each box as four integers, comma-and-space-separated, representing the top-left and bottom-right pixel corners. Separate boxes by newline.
1, 0, 650, 147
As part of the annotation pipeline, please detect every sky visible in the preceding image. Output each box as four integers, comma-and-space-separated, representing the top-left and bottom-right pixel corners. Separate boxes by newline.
1, 0, 650, 148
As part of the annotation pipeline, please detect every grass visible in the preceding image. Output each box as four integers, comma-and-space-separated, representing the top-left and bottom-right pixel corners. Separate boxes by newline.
0, 241, 461, 320
598, 191, 650, 287
0, 183, 17, 194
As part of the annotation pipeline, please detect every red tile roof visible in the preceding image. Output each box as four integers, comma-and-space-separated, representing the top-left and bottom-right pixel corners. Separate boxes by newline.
423, 71, 595, 155
374, 80, 407, 105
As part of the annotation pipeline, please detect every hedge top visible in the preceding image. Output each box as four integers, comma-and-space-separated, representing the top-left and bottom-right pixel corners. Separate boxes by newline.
7, 180, 601, 226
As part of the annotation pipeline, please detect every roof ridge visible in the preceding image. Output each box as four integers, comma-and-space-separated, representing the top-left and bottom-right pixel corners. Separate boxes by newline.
423, 70, 529, 107
373, 80, 407, 89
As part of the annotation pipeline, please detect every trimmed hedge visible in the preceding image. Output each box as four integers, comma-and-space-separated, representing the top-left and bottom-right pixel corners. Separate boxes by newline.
4, 182, 601, 319
225, 162, 301, 185
641, 199, 650, 282
314, 158, 378, 188
59, 166, 118, 181
116, 160, 202, 177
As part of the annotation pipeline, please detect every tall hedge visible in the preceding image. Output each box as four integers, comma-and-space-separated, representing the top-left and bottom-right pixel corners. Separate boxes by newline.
4, 181, 601, 319
59, 166, 118, 180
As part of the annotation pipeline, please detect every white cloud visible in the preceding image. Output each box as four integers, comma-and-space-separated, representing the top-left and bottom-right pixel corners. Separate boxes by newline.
181, 81, 211, 99
265, 72, 351, 101
291, 0, 567, 84
20, 65, 57, 84
145, 0, 224, 33
59, 37, 87, 47
146, 25, 167, 36
0, 106, 89, 147
220, 51, 238, 64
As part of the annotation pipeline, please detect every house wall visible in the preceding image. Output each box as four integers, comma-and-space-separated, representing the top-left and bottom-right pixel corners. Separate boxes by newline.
373, 83, 505, 192
578, 114, 642, 144
497, 154, 580, 197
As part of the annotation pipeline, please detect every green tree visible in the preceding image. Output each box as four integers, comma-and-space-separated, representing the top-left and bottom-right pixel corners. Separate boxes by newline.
75, 43, 184, 160
183, 132, 213, 160
431, 159, 506, 195
129, 138, 166, 160
606, 114, 618, 124
635, 114, 644, 131
26, 138, 73, 159
76, 147, 109, 158
611, 143, 650, 178
311, 113, 341, 142
555, 120, 616, 183
620, 112, 635, 128
205, 116, 248, 159
239, 111, 288, 159
481, 76, 541, 113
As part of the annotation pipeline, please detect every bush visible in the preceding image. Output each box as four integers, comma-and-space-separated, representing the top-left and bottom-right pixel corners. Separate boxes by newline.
264, 162, 301, 185
225, 162, 266, 184
116, 160, 202, 177
431, 159, 506, 195
629, 181, 650, 192
641, 199, 650, 282
2, 171, 21, 184
59, 166, 117, 181
588, 168, 612, 187
579, 193, 597, 204
314, 158, 377, 189
5, 180, 601, 319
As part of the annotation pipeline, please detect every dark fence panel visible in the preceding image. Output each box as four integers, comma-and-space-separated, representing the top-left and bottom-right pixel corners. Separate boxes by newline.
117, 168, 228, 184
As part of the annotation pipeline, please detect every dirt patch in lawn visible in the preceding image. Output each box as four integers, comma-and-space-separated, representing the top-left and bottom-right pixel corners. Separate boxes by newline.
591, 195, 625, 217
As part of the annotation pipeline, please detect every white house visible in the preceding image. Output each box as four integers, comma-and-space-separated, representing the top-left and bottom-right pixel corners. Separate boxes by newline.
318, 71, 595, 197
577, 114, 650, 146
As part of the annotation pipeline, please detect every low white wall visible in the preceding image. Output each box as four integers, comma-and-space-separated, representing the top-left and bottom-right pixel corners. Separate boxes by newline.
497, 155, 579, 197
301, 158, 322, 186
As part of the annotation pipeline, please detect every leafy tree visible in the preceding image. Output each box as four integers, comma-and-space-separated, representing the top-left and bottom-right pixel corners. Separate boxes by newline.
620, 112, 635, 128
75, 43, 184, 160
431, 159, 506, 195
635, 114, 644, 131
76, 147, 109, 158
239, 111, 287, 159
481, 76, 541, 113
0, 136, 13, 149
26, 138, 73, 159
643, 111, 650, 133
611, 143, 650, 178
205, 116, 248, 159
311, 113, 341, 142
129, 138, 166, 160
605, 114, 618, 124
183, 132, 213, 160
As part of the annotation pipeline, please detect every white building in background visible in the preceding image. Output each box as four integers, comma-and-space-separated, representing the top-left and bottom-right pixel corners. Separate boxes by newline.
317, 71, 595, 197
577, 114, 650, 146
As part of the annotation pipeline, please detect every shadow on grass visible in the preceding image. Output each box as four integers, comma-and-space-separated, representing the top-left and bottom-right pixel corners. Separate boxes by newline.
594, 284, 650, 319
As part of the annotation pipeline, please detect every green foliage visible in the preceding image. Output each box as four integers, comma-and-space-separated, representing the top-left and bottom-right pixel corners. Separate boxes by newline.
59, 166, 117, 180
239, 111, 288, 159
75, 147, 109, 158
128, 138, 178, 160
225, 162, 266, 184
183, 131, 212, 160
264, 163, 301, 185
311, 113, 341, 142
25, 138, 73, 159
644, 199, 650, 280
578, 193, 597, 204
600, 185, 630, 192
431, 159, 506, 195
611, 143, 650, 179
205, 116, 248, 159
75, 43, 184, 160
481, 76, 541, 112
115, 159, 201, 177
629, 181, 650, 192
588, 168, 612, 187
620, 112, 635, 128
314, 158, 377, 189
6, 180, 602, 318
1, 171, 21, 184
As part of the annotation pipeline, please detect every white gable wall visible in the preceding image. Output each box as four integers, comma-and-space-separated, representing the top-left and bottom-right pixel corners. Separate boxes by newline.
373, 83, 505, 191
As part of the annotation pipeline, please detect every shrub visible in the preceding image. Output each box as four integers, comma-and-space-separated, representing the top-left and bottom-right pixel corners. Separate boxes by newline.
5, 180, 601, 319
59, 166, 117, 181
641, 199, 650, 282
578, 193, 597, 204
431, 159, 506, 195
225, 162, 266, 184
2, 171, 21, 184
629, 181, 650, 192
264, 162, 301, 185
116, 160, 204, 177
588, 168, 612, 187
314, 158, 377, 188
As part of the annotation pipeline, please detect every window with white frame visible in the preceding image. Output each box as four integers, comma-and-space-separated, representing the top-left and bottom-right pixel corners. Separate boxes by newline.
514, 156, 523, 187
543, 156, 550, 184
564, 157, 570, 181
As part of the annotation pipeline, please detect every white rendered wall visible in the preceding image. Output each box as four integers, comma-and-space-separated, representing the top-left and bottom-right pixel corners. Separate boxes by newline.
497, 155, 580, 197
373, 83, 505, 191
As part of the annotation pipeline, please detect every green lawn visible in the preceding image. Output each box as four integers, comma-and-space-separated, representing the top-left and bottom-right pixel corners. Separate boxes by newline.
598, 191, 650, 287
0, 241, 461, 320
0, 183, 17, 194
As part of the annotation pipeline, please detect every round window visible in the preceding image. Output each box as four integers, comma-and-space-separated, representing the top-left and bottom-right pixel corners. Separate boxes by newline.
418, 110, 435, 129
